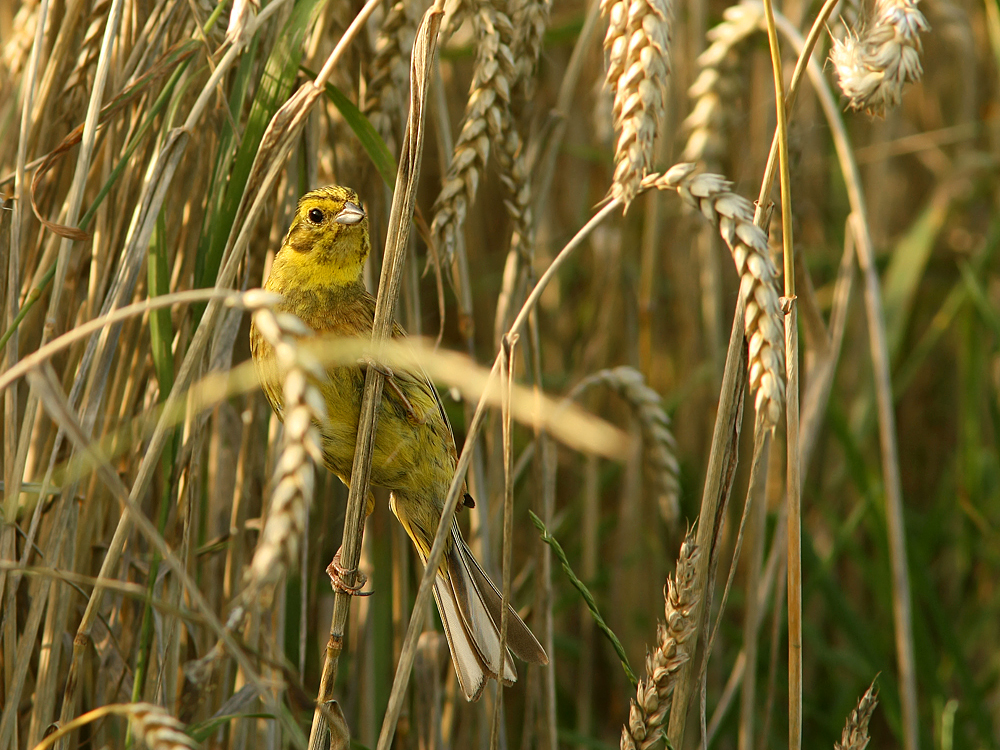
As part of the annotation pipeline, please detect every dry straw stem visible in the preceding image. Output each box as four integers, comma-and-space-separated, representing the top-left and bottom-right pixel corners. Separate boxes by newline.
568, 366, 680, 525
644, 164, 785, 428
830, 0, 929, 115
680, 1, 763, 165
765, 11, 918, 750
601, 0, 672, 207
245, 309, 328, 597
835, 680, 879, 750
310, 6, 440, 750
620, 532, 699, 750
31, 702, 197, 750
377, 181, 628, 750
430, 1, 517, 262
757, 0, 801, 745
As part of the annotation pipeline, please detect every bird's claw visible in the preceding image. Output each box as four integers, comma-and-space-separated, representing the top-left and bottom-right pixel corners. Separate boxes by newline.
327, 549, 373, 596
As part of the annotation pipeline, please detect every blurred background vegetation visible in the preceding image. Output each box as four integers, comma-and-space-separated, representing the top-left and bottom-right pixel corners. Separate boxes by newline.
0, 0, 998, 748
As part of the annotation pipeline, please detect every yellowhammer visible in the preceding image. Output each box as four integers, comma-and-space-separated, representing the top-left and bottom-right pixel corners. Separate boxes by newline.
249, 185, 547, 700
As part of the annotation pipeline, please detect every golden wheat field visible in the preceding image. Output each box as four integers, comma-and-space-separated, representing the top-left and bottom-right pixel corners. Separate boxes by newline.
0, 0, 997, 747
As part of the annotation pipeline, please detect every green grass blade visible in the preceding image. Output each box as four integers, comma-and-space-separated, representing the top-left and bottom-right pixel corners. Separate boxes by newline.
529, 510, 638, 688
197, 0, 325, 292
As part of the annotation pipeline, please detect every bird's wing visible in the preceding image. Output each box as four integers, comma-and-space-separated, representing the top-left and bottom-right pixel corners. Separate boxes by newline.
388, 321, 456, 443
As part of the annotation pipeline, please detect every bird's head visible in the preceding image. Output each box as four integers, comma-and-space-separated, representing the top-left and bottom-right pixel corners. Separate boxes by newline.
268, 185, 371, 291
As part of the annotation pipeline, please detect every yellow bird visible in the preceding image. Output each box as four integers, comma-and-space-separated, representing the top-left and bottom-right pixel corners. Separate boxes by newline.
249, 185, 547, 700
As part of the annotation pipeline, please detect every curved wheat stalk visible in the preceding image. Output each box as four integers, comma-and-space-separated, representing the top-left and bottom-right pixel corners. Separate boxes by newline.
830, 0, 929, 115
644, 164, 786, 428
569, 366, 680, 525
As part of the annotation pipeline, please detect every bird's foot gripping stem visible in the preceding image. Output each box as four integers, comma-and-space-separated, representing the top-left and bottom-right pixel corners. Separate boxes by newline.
327, 547, 373, 596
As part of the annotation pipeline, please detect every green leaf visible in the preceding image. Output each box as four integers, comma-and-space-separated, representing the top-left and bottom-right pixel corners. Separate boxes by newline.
529, 510, 638, 688
197, 0, 325, 292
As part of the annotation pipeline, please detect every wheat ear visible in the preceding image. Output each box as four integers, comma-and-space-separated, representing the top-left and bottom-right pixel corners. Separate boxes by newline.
511, 0, 552, 91
830, 0, 929, 115
620, 531, 699, 750
601, 0, 673, 208
126, 704, 199, 750
569, 366, 680, 525
835, 680, 879, 750
366, 0, 426, 146
681, 1, 763, 166
62, 0, 112, 97
246, 308, 328, 596
644, 164, 785, 428
431, 2, 517, 263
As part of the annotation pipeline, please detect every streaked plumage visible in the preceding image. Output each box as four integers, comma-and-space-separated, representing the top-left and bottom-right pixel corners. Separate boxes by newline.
249, 186, 547, 700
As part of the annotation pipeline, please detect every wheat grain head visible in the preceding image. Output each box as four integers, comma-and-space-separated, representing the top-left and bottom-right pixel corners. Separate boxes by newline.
245, 308, 327, 597
126, 703, 199, 750
835, 680, 879, 750
680, 1, 763, 166
620, 531, 698, 750
645, 164, 786, 428
570, 366, 680, 525
602, 0, 673, 208
431, 2, 517, 263
830, 0, 929, 115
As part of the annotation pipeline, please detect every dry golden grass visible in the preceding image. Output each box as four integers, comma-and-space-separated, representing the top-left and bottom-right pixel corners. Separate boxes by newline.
0, 0, 996, 748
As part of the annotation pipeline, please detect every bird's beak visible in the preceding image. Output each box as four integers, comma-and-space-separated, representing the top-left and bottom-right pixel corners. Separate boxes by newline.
334, 201, 365, 225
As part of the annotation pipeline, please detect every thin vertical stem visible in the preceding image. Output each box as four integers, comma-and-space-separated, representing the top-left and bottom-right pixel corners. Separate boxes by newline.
667, 300, 748, 749
759, 0, 800, 747
490, 337, 516, 749
308, 8, 442, 748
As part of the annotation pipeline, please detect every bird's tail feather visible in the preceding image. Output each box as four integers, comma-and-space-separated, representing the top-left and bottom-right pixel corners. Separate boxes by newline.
390, 492, 547, 701
454, 535, 548, 666
426, 526, 517, 701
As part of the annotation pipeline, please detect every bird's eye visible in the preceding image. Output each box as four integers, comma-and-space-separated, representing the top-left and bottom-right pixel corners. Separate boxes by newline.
308, 207, 324, 224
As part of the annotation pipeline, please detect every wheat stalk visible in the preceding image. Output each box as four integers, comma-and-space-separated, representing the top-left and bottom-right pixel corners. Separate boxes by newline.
644, 164, 785, 428
431, 1, 517, 263
620, 531, 698, 750
680, 1, 763, 166
601, 0, 672, 208
245, 307, 328, 597
830, 0, 928, 115
835, 680, 879, 750
569, 366, 680, 525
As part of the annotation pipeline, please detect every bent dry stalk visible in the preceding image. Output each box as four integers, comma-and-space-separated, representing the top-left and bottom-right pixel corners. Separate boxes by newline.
644, 164, 786, 428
